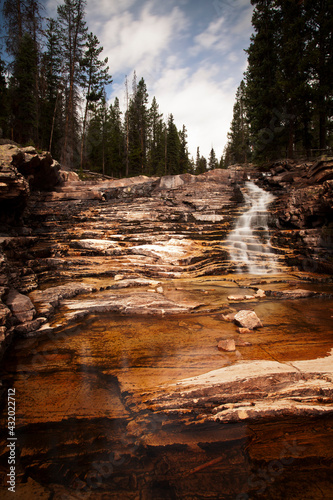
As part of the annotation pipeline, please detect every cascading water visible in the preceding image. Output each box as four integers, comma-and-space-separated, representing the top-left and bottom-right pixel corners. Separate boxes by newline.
227, 181, 277, 274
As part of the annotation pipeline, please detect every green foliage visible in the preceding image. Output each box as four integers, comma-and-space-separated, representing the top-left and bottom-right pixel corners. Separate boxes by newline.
225, 0, 333, 166
208, 148, 218, 170
195, 147, 207, 174
224, 80, 250, 166
10, 33, 38, 144
0, 1, 194, 176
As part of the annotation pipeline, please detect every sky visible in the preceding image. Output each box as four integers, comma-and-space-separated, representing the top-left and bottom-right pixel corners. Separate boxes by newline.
46, 0, 254, 160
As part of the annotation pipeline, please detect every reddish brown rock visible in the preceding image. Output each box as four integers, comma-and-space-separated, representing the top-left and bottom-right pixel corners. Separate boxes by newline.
234, 310, 263, 330
218, 339, 236, 352
5, 288, 36, 323
238, 327, 252, 334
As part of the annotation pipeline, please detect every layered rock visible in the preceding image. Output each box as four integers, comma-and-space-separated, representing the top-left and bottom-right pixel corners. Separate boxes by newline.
259, 158, 333, 273
0, 152, 332, 498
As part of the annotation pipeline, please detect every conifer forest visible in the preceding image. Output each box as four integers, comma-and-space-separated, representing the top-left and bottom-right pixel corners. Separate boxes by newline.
0, 0, 332, 175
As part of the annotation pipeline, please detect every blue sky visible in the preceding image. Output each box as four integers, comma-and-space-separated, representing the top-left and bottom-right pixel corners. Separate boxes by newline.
47, 0, 254, 159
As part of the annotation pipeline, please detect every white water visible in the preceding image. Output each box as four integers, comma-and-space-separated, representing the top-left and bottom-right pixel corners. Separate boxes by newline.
227, 182, 277, 274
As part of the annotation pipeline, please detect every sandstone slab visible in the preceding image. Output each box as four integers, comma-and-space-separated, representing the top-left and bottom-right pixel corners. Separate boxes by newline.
62, 292, 201, 321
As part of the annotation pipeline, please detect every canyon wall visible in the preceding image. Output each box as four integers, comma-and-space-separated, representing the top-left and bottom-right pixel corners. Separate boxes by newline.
1, 143, 332, 360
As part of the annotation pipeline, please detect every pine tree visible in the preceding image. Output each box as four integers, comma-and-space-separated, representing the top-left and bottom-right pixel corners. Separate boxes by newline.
57, 0, 88, 168
147, 96, 165, 175
10, 32, 38, 144
225, 80, 250, 164
80, 32, 112, 170
208, 147, 218, 170
245, 0, 282, 161
2, 0, 24, 58
178, 125, 191, 173
39, 18, 63, 155
304, 0, 333, 151
107, 97, 125, 177
127, 75, 149, 175
166, 114, 180, 175
195, 146, 207, 174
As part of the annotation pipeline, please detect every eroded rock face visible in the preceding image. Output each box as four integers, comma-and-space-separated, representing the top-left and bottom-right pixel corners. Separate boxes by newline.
0, 155, 333, 498
259, 159, 333, 273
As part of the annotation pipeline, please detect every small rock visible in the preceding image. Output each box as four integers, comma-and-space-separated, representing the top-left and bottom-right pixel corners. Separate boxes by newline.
235, 338, 252, 346
228, 295, 245, 301
234, 310, 263, 330
255, 289, 266, 298
238, 327, 252, 334
156, 286, 164, 294
218, 339, 236, 352
114, 274, 125, 281
221, 313, 236, 322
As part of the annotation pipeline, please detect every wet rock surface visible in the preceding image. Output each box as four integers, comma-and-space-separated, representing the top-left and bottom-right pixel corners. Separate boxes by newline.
259, 158, 333, 274
0, 150, 333, 498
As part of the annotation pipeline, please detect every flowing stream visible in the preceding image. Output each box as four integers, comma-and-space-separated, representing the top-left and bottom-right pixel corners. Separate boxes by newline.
227, 181, 277, 274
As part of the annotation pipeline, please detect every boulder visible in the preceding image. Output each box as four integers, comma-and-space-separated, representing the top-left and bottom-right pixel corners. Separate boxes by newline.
234, 310, 263, 330
6, 288, 36, 323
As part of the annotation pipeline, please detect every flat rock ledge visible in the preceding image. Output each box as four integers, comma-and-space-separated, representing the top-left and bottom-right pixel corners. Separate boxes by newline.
61, 292, 201, 323
145, 349, 333, 423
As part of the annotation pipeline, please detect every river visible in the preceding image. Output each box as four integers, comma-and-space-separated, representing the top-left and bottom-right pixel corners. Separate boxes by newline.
0, 174, 332, 499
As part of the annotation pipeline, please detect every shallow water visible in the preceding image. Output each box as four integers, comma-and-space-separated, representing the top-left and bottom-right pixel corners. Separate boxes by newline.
0, 276, 333, 499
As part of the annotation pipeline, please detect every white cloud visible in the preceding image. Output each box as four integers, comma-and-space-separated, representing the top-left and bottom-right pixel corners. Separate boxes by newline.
193, 17, 226, 52
151, 65, 236, 159
86, 0, 137, 19
96, 3, 188, 78
46, 0, 253, 160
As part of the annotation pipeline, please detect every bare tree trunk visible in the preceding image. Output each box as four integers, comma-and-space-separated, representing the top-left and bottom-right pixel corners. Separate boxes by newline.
125, 76, 129, 177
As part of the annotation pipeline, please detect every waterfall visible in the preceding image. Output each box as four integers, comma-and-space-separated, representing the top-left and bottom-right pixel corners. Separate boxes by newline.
227, 181, 277, 274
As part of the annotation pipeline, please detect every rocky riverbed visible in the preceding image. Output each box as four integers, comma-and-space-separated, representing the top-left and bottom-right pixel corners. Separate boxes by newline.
0, 144, 333, 499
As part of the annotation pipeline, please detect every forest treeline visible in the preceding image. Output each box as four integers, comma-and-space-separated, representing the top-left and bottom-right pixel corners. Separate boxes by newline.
2, 1, 331, 175
0, 0, 221, 177
224, 0, 333, 166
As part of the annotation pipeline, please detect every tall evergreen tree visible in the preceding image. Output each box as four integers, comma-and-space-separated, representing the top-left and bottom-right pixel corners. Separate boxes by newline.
127, 75, 149, 175
208, 147, 218, 170
2, 0, 24, 58
304, 0, 333, 150
147, 96, 165, 175
57, 0, 88, 167
225, 80, 250, 165
178, 125, 191, 173
80, 32, 112, 169
245, 0, 282, 161
106, 97, 125, 177
166, 114, 180, 175
10, 33, 38, 144
195, 146, 207, 174
39, 18, 64, 155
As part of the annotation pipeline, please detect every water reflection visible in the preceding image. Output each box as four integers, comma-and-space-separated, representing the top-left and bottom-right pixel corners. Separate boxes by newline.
0, 280, 333, 498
